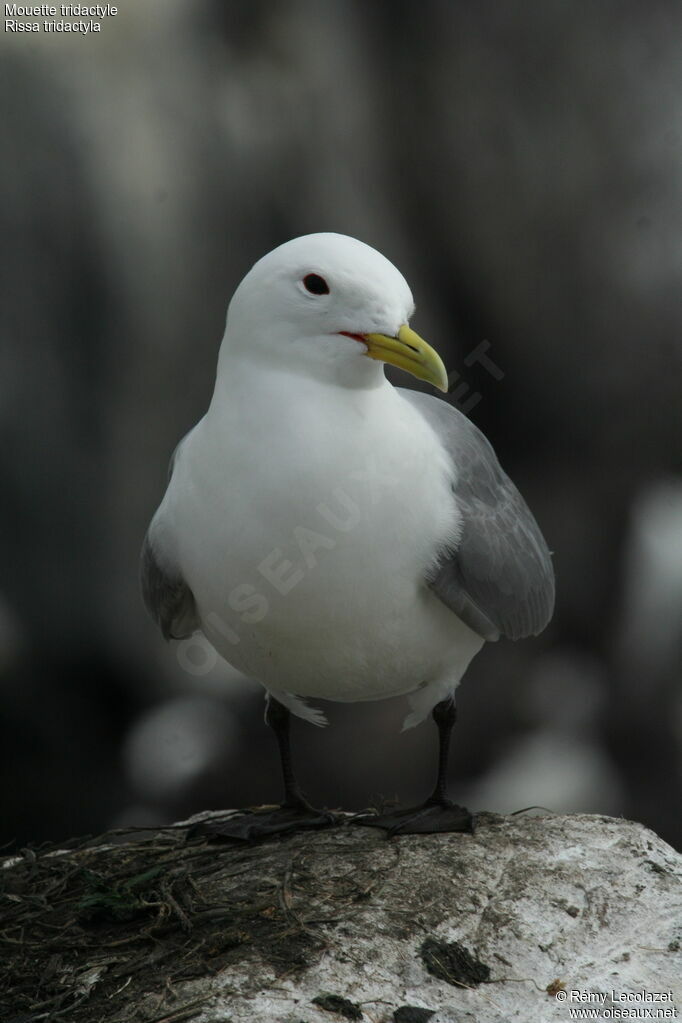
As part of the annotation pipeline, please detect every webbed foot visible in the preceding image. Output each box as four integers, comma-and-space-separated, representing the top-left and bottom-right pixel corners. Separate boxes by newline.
352, 799, 474, 836
188, 803, 338, 842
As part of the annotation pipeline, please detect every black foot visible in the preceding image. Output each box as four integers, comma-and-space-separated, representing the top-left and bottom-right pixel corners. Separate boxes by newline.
352, 800, 474, 836
188, 804, 338, 843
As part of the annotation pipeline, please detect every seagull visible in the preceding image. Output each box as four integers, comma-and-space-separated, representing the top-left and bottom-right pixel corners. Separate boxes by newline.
141, 233, 555, 839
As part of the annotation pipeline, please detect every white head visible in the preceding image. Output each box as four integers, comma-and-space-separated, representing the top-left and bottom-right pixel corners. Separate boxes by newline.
218, 233, 447, 392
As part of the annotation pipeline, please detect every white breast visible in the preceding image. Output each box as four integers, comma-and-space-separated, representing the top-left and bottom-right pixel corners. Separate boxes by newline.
159, 369, 479, 704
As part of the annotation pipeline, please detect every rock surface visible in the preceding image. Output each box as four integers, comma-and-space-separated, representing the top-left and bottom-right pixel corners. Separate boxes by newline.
2, 812, 680, 1023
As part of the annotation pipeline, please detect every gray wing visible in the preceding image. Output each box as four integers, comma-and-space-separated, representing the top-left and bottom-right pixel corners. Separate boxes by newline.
140, 433, 199, 641
400, 389, 555, 642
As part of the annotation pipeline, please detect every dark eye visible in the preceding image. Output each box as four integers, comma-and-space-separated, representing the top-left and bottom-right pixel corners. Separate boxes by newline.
303, 273, 329, 295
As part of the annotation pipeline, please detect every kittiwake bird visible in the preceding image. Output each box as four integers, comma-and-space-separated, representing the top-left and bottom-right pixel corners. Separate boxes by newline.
141, 232, 555, 839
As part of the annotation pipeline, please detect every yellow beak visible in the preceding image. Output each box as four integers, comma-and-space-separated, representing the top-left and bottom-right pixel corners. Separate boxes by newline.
363, 324, 448, 393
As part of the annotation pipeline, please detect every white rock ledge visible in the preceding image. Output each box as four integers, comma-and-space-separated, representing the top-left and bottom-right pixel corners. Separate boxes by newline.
2, 811, 680, 1023
178, 812, 682, 1023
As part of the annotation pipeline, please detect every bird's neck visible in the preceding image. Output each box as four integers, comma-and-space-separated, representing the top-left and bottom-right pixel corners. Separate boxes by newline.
210, 349, 388, 414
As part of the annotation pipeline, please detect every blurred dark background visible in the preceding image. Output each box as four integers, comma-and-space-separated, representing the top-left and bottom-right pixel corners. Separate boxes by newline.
1, 0, 681, 852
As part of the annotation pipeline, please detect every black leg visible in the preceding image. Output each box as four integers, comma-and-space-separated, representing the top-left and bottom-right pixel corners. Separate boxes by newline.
188, 695, 337, 842
352, 697, 474, 835
427, 697, 458, 805
265, 695, 312, 810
